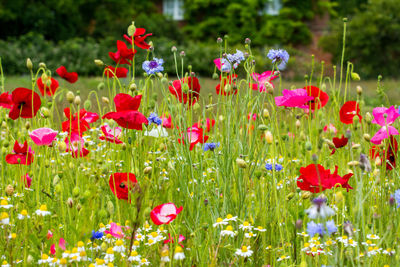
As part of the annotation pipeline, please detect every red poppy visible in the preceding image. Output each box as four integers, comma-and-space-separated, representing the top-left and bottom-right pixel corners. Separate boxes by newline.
161, 114, 173, 129
303, 86, 329, 110
150, 203, 183, 225
109, 40, 136, 65
340, 101, 362, 124
169, 77, 201, 106
123, 28, 152, 50
62, 108, 99, 134
5, 140, 34, 165
297, 164, 353, 193
164, 233, 186, 247
56, 66, 78, 83
103, 94, 148, 130
330, 135, 348, 155
0, 92, 12, 109
370, 136, 398, 170
105, 66, 128, 78
64, 132, 90, 158
37, 77, 59, 96
8, 88, 41, 120
216, 74, 238, 96
178, 125, 209, 150
193, 118, 215, 132
109, 173, 138, 200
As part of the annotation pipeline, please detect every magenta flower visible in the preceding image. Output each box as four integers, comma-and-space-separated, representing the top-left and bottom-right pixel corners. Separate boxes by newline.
150, 203, 183, 225
275, 89, 314, 108
323, 124, 337, 134
251, 71, 278, 92
99, 124, 123, 144
104, 222, 124, 238
64, 132, 89, 158
29, 128, 58, 146
22, 173, 32, 188
370, 126, 399, 145
372, 106, 400, 126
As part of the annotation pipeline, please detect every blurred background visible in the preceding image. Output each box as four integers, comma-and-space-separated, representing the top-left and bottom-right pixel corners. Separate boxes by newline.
0, 0, 398, 82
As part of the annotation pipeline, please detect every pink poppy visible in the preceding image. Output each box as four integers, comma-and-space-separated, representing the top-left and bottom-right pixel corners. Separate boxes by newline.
193, 118, 215, 132
64, 132, 89, 158
150, 203, 183, 225
99, 124, 123, 144
161, 114, 173, 129
251, 71, 278, 92
104, 222, 124, 238
275, 89, 314, 108
372, 106, 399, 126
178, 125, 209, 150
22, 173, 32, 188
59, 238, 66, 250
50, 244, 56, 255
29, 127, 58, 146
323, 124, 337, 134
164, 233, 186, 247
370, 126, 399, 145
103, 94, 148, 130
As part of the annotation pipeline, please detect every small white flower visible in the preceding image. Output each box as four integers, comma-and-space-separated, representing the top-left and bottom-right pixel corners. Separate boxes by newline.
239, 221, 253, 231
235, 246, 253, 257
220, 225, 237, 237
366, 234, 380, 240
213, 218, 228, 227
35, 205, 51, 216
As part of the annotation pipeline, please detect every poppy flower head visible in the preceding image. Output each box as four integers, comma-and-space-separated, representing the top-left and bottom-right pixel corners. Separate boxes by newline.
64, 132, 89, 158
105, 66, 128, 78
99, 124, 123, 144
109, 173, 138, 200
330, 135, 349, 155
150, 203, 183, 225
193, 118, 215, 132
216, 74, 238, 96
9, 88, 41, 120
340, 101, 362, 124
178, 125, 209, 150
251, 71, 278, 92
371, 106, 400, 126
169, 77, 201, 106
275, 89, 314, 108
5, 140, 34, 165
303, 86, 329, 110
297, 164, 353, 193
123, 28, 152, 50
0, 92, 12, 109
161, 114, 173, 129
56, 66, 78, 83
29, 127, 58, 146
37, 77, 59, 96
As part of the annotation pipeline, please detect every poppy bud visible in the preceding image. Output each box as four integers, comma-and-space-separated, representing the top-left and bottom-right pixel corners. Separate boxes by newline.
107, 201, 114, 215
311, 154, 318, 163
101, 97, 109, 104
25, 121, 31, 130
258, 124, 268, 131
245, 38, 251, 44
365, 112, 372, 124
335, 191, 344, 203
363, 133, 371, 141
356, 86, 363, 95
263, 109, 270, 118
286, 192, 295, 200
171, 46, 177, 52
224, 84, 231, 93
389, 196, 395, 206
94, 59, 104, 66
305, 141, 312, 151
295, 219, 303, 229
100, 242, 107, 251
375, 156, 382, 166
67, 198, 74, 208
40, 107, 51, 118
39, 62, 46, 68
180, 51, 185, 57
3, 140, 9, 148
127, 21, 136, 37
74, 96, 81, 106
129, 83, 137, 91
351, 143, 360, 150
66, 91, 75, 103
144, 166, 152, 175
69, 162, 74, 169
204, 199, 209, 206
236, 158, 248, 169
1, 121, 7, 129
219, 115, 224, 121
344, 129, 352, 139
324, 139, 335, 149
98, 209, 107, 218
26, 58, 33, 70
193, 102, 200, 110
5, 185, 14, 196
351, 72, 360, 81
182, 83, 189, 94
27, 255, 34, 265
265, 131, 273, 144
72, 187, 80, 197
296, 120, 301, 128
58, 141, 67, 152
217, 37, 223, 43
55, 184, 62, 194
53, 175, 60, 186
347, 161, 359, 167
76, 203, 82, 211
301, 191, 311, 199
84, 100, 92, 110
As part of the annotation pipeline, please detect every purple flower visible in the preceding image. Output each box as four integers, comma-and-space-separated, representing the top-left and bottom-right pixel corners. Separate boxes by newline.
267, 49, 289, 69
203, 142, 220, 152
394, 189, 400, 207
148, 113, 162, 125
326, 220, 337, 235
265, 163, 283, 171
142, 58, 164, 75
91, 230, 104, 240
306, 221, 325, 237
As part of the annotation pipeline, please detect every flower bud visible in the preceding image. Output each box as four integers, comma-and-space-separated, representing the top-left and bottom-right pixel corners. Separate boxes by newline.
236, 158, 248, 169
74, 96, 81, 106
351, 72, 360, 81
295, 219, 303, 229
375, 156, 382, 166
41, 107, 51, 118
101, 97, 110, 104
365, 112, 372, 124
58, 141, 67, 152
143, 166, 152, 175
5, 185, 14, 196
335, 191, 344, 203
356, 86, 362, 95
224, 84, 231, 93
66, 91, 75, 103
245, 38, 251, 44
286, 192, 295, 200
171, 46, 177, 52
72, 187, 80, 197
180, 51, 185, 57
127, 21, 136, 37
94, 59, 104, 66
347, 161, 359, 167
265, 131, 273, 144
84, 100, 92, 110
363, 133, 371, 141
217, 37, 223, 43
305, 141, 312, 151
193, 102, 200, 110
76, 203, 82, 211
258, 124, 268, 131
39, 62, 46, 68
311, 154, 318, 163
107, 201, 114, 215
26, 58, 33, 70
296, 120, 301, 128
25, 121, 31, 130
263, 109, 270, 118
67, 198, 74, 208
301, 191, 311, 199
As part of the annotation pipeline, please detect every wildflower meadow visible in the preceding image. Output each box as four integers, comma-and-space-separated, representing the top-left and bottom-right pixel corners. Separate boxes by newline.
0, 20, 399, 267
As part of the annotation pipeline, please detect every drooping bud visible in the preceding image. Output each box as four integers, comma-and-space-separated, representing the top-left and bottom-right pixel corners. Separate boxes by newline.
67, 198, 74, 208
236, 158, 248, 169
365, 112, 373, 124
39, 62, 46, 69
101, 97, 109, 104
351, 72, 360, 81
363, 133, 371, 141
41, 107, 51, 118
25, 121, 31, 130
171, 46, 177, 52
94, 59, 104, 66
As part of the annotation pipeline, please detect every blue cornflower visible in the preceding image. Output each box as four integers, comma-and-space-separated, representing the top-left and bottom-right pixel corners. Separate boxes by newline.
394, 189, 400, 207
91, 230, 104, 240
265, 163, 283, 171
220, 58, 232, 72
267, 49, 289, 69
306, 221, 325, 237
227, 50, 245, 64
203, 142, 220, 152
142, 57, 164, 75
148, 113, 162, 126
326, 220, 337, 235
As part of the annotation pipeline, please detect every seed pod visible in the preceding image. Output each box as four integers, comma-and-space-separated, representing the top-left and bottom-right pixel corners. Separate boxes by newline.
351, 72, 360, 81
67, 198, 74, 208
356, 86, 363, 95
5, 185, 14, 196
265, 131, 273, 144
236, 158, 248, 169
143, 166, 152, 175
127, 21, 136, 36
